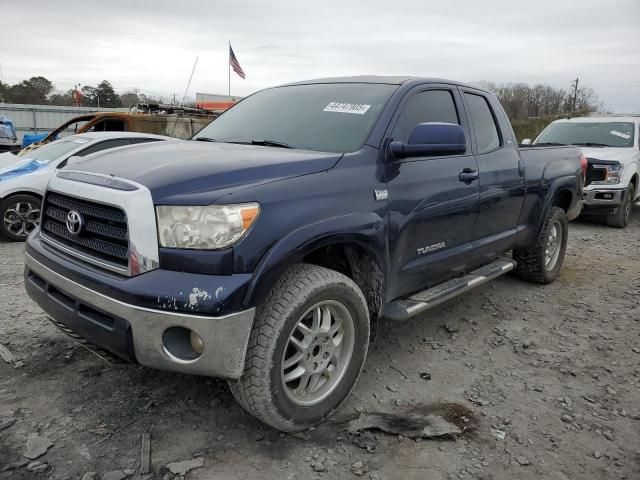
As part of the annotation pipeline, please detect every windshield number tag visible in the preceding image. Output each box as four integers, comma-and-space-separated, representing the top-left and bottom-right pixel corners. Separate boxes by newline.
323, 102, 371, 115
610, 130, 631, 140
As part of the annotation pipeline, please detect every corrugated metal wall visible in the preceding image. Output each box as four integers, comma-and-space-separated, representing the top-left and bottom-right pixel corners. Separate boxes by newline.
0, 103, 129, 141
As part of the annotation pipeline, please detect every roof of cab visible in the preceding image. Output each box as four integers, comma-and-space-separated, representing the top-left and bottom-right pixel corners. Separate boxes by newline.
63, 132, 175, 142
552, 115, 640, 124
281, 75, 488, 92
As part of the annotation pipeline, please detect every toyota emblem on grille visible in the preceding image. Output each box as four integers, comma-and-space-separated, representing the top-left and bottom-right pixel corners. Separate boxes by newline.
66, 210, 84, 235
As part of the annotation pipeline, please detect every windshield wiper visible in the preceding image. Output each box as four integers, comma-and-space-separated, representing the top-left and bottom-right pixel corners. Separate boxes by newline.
249, 139, 293, 149
532, 142, 567, 146
222, 139, 294, 149
194, 137, 221, 142
571, 142, 608, 148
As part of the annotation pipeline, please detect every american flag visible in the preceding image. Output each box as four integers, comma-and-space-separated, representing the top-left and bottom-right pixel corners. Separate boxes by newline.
229, 45, 245, 79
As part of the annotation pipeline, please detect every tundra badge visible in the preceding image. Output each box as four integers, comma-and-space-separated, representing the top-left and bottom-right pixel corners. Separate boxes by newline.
417, 242, 446, 255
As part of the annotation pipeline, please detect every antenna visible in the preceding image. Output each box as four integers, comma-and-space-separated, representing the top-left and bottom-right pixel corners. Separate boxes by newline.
181, 57, 199, 106
169, 57, 199, 138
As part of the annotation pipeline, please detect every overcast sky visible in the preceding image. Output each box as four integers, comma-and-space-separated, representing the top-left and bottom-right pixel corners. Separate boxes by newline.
2, 0, 639, 112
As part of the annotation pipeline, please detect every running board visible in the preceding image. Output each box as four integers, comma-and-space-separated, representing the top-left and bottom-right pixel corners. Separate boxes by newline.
385, 258, 516, 321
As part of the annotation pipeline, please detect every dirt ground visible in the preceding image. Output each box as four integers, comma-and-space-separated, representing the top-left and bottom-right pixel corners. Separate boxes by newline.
1, 211, 639, 480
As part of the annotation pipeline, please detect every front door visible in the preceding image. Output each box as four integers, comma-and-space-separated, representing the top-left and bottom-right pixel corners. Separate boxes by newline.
385, 87, 480, 300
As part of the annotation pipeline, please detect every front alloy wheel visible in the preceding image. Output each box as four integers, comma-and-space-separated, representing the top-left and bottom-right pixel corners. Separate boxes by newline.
0, 195, 41, 241
229, 264, 370, 432
281, 300, 355, 406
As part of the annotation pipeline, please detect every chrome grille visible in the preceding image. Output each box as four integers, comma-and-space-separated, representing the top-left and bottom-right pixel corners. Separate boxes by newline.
41, 192, 129, 268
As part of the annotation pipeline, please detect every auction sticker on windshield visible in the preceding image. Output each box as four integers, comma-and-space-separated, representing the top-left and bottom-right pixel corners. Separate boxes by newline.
610, 130, 631, 140
323, 102, 372, 115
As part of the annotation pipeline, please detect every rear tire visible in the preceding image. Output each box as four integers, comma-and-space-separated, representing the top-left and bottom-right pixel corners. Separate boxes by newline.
606, 184, 634, 228
0, 194, 41, 242
228, 264, 370, 432
513, 206, 568, 284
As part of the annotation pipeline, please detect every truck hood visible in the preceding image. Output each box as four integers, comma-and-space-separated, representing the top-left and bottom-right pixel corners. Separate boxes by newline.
0, 151, 50, 181
580, 147, 637, 164
66, 141, 343, 204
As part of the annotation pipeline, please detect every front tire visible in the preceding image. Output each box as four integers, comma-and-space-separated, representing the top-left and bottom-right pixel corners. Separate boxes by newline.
606, 184, 634, 228
0, 194, 41, 242
228, 264, 370, 432
513, 206, 568, 284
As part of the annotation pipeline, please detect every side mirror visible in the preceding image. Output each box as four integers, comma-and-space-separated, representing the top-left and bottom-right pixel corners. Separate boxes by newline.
521, 138, 531, 145
388, 123, 466, 160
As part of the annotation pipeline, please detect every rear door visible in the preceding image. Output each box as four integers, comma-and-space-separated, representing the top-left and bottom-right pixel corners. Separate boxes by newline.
460, 89, 525, 256
385, 86, 480, 300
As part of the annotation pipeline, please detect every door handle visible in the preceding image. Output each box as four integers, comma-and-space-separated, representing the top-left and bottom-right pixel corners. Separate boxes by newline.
459, 168, 479, 184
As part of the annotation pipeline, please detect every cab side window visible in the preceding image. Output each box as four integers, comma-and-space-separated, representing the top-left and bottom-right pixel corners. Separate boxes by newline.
464, 93, 501, 154
75, 138, 133, 157
393, 90, 459, 144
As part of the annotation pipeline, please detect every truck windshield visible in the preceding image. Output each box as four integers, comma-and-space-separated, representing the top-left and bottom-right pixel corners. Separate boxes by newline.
193, 83, 396, 153
536, 122, 635, 148
24, 138, 88, 162
1, 123, 17, 140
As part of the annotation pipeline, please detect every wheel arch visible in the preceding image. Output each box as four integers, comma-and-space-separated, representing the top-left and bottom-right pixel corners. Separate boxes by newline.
534, 176, 579, 237
243, 213, 387, 336
0, 189, 43, 203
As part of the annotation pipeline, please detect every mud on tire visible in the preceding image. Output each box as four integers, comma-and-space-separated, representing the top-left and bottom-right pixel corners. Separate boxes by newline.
228, 264, 370, 432
513, 206, 568, 284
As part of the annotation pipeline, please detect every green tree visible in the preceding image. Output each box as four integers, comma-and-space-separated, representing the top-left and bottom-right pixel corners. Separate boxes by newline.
7, 76, 54, 104
0, 80, 10, 102
49, 89, 76, 106
81, 85, 97, 106
119, 91, 139, 108
95, 80, 122, 107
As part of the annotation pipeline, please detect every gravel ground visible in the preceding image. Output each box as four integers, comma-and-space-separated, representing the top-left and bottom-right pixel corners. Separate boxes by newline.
1, 211, 639, 479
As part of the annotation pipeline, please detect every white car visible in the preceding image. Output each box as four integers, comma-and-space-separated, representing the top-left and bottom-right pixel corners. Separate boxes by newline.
0, 132, 173, 241
531, 116, 640, 227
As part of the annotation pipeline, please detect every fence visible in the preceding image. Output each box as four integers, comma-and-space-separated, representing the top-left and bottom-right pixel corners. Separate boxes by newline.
0, 103, 128, 141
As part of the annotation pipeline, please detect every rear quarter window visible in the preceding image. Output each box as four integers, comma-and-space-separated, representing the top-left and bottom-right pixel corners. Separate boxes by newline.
464, 93, 502, 154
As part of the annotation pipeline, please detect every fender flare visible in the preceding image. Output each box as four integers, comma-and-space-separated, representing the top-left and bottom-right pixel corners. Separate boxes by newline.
536, 174, 579, 234
242, 212, 387, 308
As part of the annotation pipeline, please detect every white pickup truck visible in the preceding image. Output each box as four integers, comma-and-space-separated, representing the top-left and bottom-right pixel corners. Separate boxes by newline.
528, 116, 640, 227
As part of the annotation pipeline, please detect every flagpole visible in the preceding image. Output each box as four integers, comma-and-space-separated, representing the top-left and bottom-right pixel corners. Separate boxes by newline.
228, 41, 231, 97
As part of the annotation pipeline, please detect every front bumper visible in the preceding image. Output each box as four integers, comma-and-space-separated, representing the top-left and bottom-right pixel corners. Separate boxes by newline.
582, 188, 625, 206
25, 252, 255, 379
581, 187, 626, 216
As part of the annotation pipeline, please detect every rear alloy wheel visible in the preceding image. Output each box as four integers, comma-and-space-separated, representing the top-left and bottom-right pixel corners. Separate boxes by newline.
606, 184, 634, 228
513, 206, 568, 284
0, 194, 41, 241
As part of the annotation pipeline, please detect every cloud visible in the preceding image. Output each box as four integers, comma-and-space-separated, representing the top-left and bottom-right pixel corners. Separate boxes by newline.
1, 0, 639, 111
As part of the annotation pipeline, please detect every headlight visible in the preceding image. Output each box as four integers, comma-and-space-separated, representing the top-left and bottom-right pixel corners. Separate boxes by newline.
156, 203, 260, 249
592, 164, 623, 185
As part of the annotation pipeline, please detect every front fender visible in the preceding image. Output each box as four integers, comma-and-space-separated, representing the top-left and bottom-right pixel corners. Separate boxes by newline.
243, 212, 386, 307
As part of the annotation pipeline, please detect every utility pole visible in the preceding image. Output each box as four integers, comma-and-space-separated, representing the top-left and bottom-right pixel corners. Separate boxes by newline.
571, 77, 579, 112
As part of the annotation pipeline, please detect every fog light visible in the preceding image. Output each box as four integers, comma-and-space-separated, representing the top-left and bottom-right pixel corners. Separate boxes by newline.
190, 330, 204, 354
162, 326, 202, 362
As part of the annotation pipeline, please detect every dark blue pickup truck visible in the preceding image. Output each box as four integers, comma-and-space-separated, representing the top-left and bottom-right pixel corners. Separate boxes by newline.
24, 76, 584, 431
